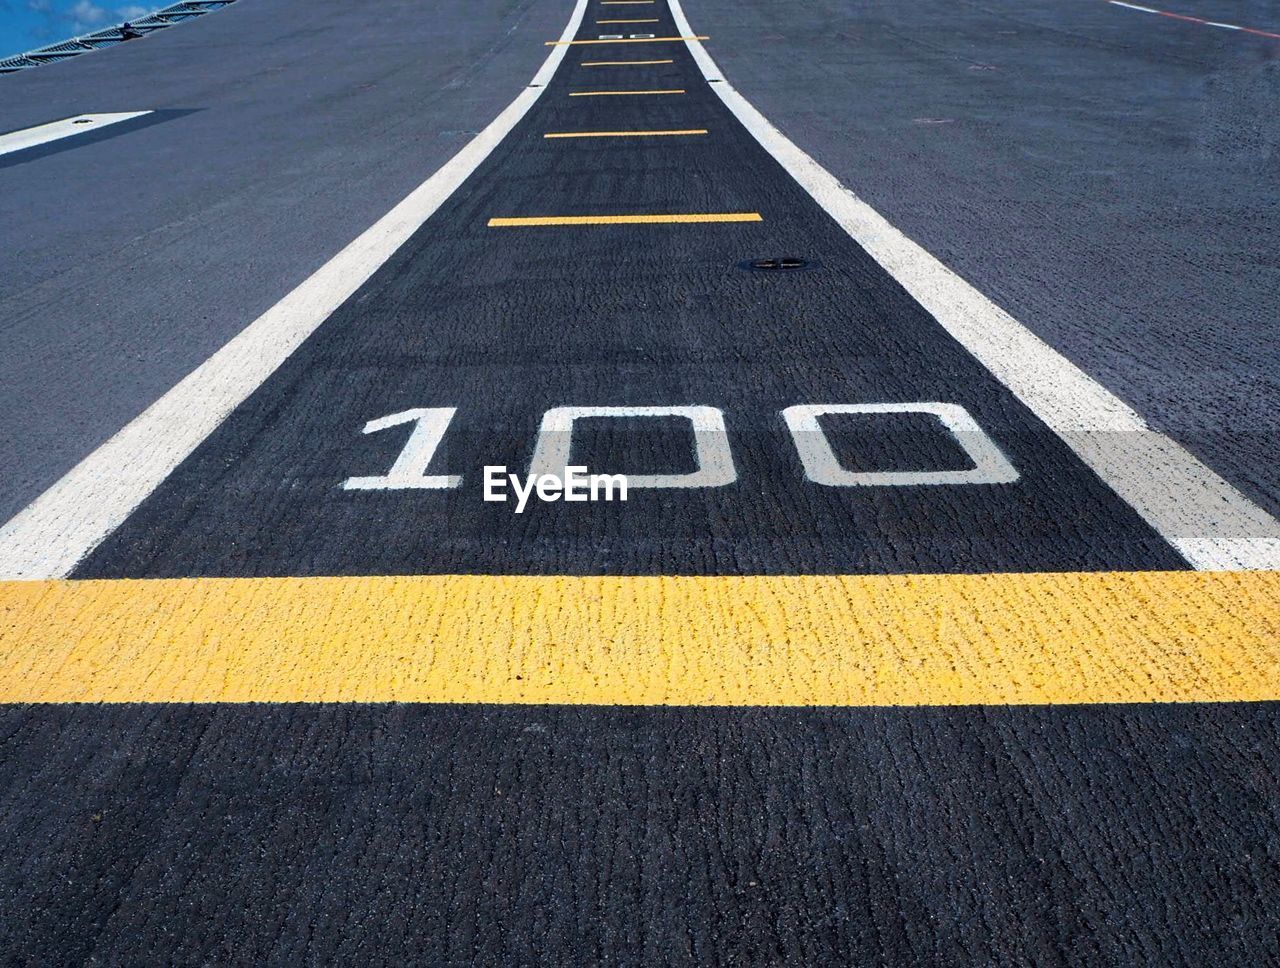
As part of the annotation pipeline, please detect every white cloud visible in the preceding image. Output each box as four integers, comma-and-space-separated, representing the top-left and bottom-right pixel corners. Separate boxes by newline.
69, 0, 109, 22
16, 0, 155, 46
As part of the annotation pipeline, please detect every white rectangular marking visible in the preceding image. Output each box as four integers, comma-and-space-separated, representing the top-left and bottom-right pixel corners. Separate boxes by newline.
667, 0, 1280, 570
0, 112, 152, 158
0, 1, 588, 579
782, 403, 1019, 487
1108, 2, 1159, 13
529, 406, 737, 488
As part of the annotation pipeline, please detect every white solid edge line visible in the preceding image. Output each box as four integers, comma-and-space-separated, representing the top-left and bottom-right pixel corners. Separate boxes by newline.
667, 0, 1280, 571
1108, 2, 1159, 13
0, 112, 153, 157
0, 0, 588, 580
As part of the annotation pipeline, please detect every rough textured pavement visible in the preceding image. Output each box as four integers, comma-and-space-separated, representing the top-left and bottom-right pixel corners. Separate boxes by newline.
689, 0, 1280, 519
2, 0, 1279, 963
0, 0, 569, 524
3, 702, 1279, 964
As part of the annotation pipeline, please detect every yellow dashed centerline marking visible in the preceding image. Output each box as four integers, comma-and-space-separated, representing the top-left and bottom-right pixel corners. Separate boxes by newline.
543, 129, 708, 138
547, 36, 707, 45
1, 572, 1277, 704
487, 212, 761, 226
581, 58, 674, 66
568, 88, 684, 96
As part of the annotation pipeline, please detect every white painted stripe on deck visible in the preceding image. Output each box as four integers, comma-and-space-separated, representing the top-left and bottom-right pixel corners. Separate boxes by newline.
0, 112, 152, 157
667, 0, 1280, 570
0, 0, 589, 580
1106, 1, 1280, 39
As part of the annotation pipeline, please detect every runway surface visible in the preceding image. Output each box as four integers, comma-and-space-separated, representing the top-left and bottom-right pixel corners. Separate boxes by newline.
693, 0, 1280, 519
0, 0, 569, 525
1, 0, 1279, 962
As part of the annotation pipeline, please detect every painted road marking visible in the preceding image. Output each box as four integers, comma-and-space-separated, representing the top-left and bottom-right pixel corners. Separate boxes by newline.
0, 0, 589, 580
3, 0, 1276, 580
580, 58, 674, 65
568, 89, 685, 96
783, 404, 1019, 487
528, 406, 737, 488
667, 0, 1280, 570
597, 19, 659, 23
1106, 0, 1280, 39
341, 408, 461, 491
546, 36, 707, 45
487, 213, 761, 226
0, 112, 152, 157
1, 571, 1277, 704
338, 401, 1012, 491
543, 129, 707, 138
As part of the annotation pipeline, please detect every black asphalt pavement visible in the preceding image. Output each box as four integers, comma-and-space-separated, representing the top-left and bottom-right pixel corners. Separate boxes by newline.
2, 0, 1278, 964
72, 11, 1185, 578
3, 702, 1278, 964
689, 0, 1280, 519
0, 0, 568, 524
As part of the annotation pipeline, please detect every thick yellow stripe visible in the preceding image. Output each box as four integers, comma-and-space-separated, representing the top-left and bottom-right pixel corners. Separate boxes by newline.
547, 36, 706, 45
568, 89, 684, 96
580, 58, 674, 65
487, 212, 762, 226
0, 572, 1277, 705
597, 18, 660, 23
544, 129, 707, 138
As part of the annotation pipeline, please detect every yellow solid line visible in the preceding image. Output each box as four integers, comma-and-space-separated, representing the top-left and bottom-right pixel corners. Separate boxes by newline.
487, 212, 761, 226
547, 36, 706, 45
597, 18, 659, 23
1, 572, 1277, 704
543, 129, 708, 138
568, 89, 684, 96
581, 58, 674, 65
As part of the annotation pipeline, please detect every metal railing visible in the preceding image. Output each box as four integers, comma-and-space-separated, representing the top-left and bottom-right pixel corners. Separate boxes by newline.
0, 0, 239, 74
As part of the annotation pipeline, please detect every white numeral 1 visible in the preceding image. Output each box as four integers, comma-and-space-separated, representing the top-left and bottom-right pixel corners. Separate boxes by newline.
341, 408, 461, 490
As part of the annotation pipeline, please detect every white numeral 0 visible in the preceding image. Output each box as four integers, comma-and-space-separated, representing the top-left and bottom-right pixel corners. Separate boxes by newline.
781, 403, 1019, 486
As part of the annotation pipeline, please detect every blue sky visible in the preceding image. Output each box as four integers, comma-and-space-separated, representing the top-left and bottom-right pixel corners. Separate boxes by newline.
1, 0, 154, 58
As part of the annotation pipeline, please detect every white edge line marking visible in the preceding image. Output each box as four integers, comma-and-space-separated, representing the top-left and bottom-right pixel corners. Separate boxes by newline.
0, 112, 153, 157
1205, 22, 1241, 30
0, 0, 589, 580
1108, 2, 1159, 13
667, 0, 1280, 570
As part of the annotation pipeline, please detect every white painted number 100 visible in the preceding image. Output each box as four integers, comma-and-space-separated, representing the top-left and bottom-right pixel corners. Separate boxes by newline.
340, 403, 1018, 491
